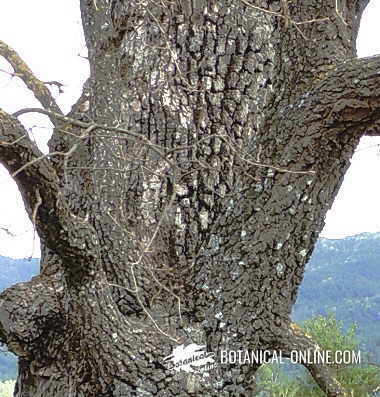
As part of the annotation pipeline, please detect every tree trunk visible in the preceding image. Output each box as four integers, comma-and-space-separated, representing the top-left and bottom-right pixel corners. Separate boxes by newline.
0, 0, 378, 396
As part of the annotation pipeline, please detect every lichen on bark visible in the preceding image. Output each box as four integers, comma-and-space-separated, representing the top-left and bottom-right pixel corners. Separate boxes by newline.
0, 0, 378, 396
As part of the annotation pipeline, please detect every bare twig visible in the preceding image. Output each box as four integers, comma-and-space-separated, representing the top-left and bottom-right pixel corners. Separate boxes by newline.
13, 107, 90, 128
43, 80, 65, 94
128, 190, 180, 343
335, 0, 347, 25
13, 107, 176, 170
0, 134, 27, 146
0, 40, 63, 125
147, 267, 183, 326
238, 0, 330, 40
239, 0, 284, 17
29, 189, 42, 259
0, 67, 22, 78
31, 189, 42, 230
0, 227, 15, 237
295, 17, 330, 25
216, 133, 316, 175
11, 107, 314, 181
11, 125, 96, 178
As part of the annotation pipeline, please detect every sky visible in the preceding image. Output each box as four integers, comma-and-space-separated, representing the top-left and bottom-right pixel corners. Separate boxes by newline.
0, 1, 380, 258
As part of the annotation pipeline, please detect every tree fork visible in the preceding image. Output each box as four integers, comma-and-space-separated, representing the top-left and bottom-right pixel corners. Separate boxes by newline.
0, 0, 378, 396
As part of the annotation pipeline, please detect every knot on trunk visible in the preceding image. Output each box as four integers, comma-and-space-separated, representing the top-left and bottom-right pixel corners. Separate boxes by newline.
0, 275, 63, 357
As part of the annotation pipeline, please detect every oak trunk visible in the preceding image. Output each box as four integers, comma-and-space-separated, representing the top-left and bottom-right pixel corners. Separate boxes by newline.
0, 0, 378, 396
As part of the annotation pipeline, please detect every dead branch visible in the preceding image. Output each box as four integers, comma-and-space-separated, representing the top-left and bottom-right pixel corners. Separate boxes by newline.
0, 108, 99, 265
0, 40, 63, 125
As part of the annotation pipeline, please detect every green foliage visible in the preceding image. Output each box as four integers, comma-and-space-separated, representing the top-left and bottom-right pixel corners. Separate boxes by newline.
293, 233, 380, 365
256, 364, 301, 397
302, 313, 358, 353
256, 313, 380, 397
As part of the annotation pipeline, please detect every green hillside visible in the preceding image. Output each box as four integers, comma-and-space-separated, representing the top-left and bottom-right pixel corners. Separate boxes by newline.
293, 232, 380, 362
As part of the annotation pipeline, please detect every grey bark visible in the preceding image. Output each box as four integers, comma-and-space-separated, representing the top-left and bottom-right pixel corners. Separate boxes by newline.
0, 0, 378, 396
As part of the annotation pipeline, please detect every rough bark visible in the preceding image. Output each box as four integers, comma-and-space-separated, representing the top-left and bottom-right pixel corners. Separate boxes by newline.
0, 0, 379, 396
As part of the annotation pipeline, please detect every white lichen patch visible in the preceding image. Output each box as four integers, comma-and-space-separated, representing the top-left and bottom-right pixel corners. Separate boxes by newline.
299, 249, 307, 257
175, 206, 185, 230
179, 107, 192, 130
231, 271, 239, 280
174, 184, 188, 196
199, 209, 209, 230
276, 263, 284, 275
215, 312, 223, 320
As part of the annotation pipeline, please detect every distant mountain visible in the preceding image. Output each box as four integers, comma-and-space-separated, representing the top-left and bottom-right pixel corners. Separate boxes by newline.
293, 232, 380, 362
0, 256, 39, 292
0, 256, 39, 380
0, 233, 379, 380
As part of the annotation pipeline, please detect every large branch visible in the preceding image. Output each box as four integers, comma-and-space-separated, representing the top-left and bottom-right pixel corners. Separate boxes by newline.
0, 40, 63, 126
0, 109, 98, 266
304, 55, 380, 134
270, 55, 380, 173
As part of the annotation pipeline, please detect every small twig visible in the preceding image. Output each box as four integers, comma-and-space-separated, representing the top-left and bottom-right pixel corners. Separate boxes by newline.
335, 0, 348, 26
107, 282, 137, 295
29, 189, 42, 259
281, 0, 291, 29
12, 150, 76, 178
13, 107, 90, 128
0, 227, 15, 237
238, 0, 330, 40
13, 107, 177, 171
62, 125, 97, 185
77, 53, 89, 61
43, 80, 65, 94
31, 189, 42, 231
295, 17, 330, 25
129, 190, 180, 343
146, 7, 199, 92
147, 267, 183, 326
66, 165, 139, 173
239, 0, 284, 18
0, 134, 27, 146
217, 133, 316, 175
11, 126, 95, 178
0, 67, 22, 78
0, 40, 63, 126
11, 108, 314, 179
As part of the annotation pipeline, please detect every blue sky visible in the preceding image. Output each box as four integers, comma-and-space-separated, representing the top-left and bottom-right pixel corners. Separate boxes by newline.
0, 1, 379, 258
